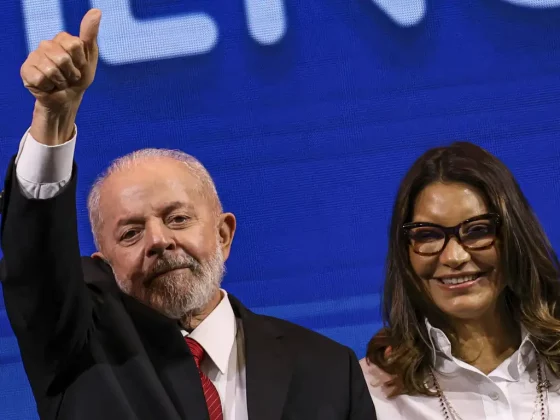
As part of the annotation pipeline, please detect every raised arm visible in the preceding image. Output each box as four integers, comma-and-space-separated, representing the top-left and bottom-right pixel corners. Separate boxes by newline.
0, 9, 102, 392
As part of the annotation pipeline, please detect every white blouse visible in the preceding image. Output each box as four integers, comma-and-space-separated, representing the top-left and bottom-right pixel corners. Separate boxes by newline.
361, 321, 560, 420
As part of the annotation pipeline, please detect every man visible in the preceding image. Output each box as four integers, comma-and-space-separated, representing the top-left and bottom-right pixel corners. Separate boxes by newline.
0, 9, 376, 420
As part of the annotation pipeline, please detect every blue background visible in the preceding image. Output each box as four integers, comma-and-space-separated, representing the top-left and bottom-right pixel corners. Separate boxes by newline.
1, 1, 560, 418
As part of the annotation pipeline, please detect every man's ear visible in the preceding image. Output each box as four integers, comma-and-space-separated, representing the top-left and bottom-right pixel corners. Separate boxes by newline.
218, 212, 236, 261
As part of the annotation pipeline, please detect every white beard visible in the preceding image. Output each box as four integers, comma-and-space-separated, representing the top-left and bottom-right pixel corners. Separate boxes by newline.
114, 244, 225, 319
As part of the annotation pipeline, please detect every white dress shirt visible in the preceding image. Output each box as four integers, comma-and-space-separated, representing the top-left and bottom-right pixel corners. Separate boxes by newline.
182, 290, 248, 420
15, 127, 76, 199
13, 128, 249, 420
360, 320, 560, 420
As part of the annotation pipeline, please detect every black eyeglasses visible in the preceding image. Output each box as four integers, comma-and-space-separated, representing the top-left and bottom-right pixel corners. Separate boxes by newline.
402, 213, 500, 256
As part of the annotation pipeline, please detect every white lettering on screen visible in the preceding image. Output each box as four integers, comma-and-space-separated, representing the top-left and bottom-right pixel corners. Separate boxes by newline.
22, 0, 559, 66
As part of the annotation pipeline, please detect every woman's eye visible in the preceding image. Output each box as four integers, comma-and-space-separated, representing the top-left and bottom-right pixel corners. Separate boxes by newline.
411, 229, 443, 241
465, 224, 490, 236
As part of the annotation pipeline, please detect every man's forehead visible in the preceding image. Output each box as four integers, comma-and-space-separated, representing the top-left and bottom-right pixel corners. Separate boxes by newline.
95, 154, 221, 226
105, 158, 202, 189
101, 160, 204, 204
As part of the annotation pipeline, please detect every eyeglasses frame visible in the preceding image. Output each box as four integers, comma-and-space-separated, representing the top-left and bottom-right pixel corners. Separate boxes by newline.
402, 212, 501, 256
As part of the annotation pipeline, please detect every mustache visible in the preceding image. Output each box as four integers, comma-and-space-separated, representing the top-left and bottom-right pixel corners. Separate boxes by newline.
145, 255, 201, 284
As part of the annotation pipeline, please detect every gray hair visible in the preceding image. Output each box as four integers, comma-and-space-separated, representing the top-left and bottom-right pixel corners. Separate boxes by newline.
87, 148, 223, 250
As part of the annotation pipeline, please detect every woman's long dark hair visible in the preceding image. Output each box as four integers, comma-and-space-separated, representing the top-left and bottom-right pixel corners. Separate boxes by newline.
367, 141, 560, 397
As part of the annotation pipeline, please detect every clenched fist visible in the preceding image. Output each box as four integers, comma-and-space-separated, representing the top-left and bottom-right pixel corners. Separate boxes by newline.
21, 9, 101, 110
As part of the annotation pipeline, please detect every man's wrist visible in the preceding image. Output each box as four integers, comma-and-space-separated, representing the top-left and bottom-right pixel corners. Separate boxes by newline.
29, 99, 82, 146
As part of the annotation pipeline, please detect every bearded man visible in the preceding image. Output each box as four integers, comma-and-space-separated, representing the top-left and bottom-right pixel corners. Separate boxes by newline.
0, 9, 375, 420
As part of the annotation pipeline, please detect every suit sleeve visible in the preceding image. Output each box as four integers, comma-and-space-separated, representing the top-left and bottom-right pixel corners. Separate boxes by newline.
347, 348, 377, 419
0, 156, 93, 392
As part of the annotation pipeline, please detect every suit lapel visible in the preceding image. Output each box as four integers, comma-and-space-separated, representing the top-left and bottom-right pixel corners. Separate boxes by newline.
80, 260, 291, 420
122, 287, 209, 420
229, 295, 294, 420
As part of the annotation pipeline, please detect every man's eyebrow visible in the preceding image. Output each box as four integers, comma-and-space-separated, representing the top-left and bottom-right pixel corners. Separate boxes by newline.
164, 201, 198, 216
116, 216, 144, 228
161, 201, 193, 214
115, 201, 194, 227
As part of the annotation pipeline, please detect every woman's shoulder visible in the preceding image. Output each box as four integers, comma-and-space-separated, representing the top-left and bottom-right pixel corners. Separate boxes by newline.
359, 357, 394, 389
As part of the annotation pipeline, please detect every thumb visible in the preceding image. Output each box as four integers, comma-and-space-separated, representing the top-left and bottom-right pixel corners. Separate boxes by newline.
79, 9, 102, 48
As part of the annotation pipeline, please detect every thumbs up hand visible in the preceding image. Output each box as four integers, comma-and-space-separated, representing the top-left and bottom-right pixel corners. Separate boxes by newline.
21, 9, 101, 110
21, 9, 102, 145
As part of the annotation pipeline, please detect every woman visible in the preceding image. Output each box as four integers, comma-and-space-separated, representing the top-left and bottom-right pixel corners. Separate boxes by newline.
361, 142, 560, 419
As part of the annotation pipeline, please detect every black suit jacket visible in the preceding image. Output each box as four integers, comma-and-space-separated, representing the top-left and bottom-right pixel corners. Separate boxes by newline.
0, 158, 376, 420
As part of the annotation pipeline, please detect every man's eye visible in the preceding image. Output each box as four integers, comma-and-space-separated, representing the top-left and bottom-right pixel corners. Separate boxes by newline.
121, 230, 138, 241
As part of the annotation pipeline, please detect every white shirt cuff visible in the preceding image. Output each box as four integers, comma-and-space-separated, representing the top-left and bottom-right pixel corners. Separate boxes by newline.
15, 126, 77, 185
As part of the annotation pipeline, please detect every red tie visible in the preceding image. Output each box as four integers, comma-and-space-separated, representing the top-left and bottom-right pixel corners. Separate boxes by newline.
185, 337, 224, 420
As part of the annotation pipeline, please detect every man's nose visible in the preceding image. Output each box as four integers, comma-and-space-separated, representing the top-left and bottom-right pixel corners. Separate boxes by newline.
145, 222, 176, 257
439, 237, 471, 269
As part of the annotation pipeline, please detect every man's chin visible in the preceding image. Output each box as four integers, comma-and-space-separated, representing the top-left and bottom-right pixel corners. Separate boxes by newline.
145, 296, 193, 320
148, 268, 194, 285
145, 286, 218, 319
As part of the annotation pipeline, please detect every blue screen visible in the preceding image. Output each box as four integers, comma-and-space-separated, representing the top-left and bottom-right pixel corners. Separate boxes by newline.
1, 1, 560, 418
